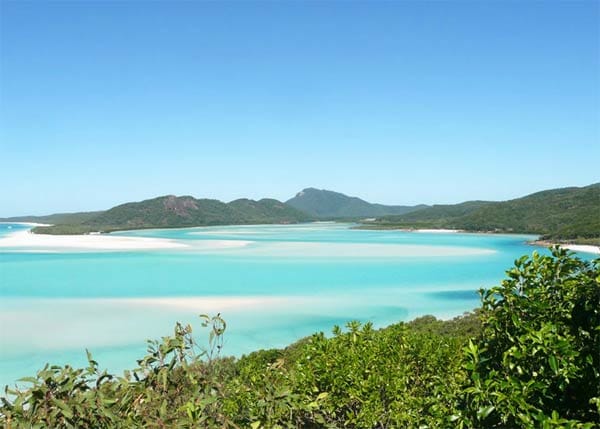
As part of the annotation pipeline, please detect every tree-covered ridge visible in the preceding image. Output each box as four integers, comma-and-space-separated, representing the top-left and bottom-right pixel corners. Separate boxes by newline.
29, 195, 312, 234
378, 200, 493, 225
3, 183, 598, 239
0, 211, 105, 225
368, 183, 600, 242
286, 187, 427, 219
2, 249, 598, 428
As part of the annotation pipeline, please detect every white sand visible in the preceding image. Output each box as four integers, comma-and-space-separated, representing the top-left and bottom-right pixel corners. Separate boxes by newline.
415, 229, 460, 233
0, 229, 189, 250
0, 229, 256, 251
0, 222, 52, 227
379, 228, 461, 234
563, 244, 600, 255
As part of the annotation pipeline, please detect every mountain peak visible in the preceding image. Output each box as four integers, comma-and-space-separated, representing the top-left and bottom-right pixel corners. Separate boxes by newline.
287, 188, 425, 219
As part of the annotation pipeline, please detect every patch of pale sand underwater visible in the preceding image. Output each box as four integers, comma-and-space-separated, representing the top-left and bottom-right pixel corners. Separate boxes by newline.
0, 297, 310, 353
124, 296, 305, 311
189, 225, 347, 235
224, 241, 495, 258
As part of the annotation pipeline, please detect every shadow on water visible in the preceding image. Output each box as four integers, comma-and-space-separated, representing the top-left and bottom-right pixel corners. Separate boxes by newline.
428, 290, 480, 300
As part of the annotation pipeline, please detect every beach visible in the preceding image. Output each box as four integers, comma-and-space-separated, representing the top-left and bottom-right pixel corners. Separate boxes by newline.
414, 229, 460, 233
531, 239, 600, 255
0, 228, 189, 250
562, 244, 600, 255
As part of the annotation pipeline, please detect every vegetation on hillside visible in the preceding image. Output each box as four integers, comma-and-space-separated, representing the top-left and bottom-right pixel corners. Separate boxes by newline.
2, 248, 598, 428
286, 188, 427, 219
4, 183, 598, 242
364, 183, 600, 244
0, 211, 105, 226
30, 196, 311, 235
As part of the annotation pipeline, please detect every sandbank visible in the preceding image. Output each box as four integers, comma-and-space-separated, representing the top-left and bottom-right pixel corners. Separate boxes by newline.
562, 244, 600, 255
530, 240, 600, 255
0, 229, 189, 250
0, 222, 52, 227
414, 229, 460, 233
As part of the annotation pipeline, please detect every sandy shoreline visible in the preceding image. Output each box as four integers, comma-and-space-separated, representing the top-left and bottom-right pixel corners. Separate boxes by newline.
0, 229, 189, 250
563, 244, 600, 255
0, 222, 52, 227
0, 228, 255, 251
531, 240, 600, 255
413, 229, 459, 233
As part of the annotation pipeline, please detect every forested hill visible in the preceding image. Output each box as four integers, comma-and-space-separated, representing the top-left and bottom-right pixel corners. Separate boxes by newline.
368, 183, 600, 242
4, 183, 598, 238
26, 195, 311, 234
0, 211, 105, 225
286, 187, 427, 218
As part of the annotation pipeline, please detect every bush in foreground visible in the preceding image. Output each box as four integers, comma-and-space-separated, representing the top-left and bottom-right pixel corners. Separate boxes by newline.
460, 248, 599, 428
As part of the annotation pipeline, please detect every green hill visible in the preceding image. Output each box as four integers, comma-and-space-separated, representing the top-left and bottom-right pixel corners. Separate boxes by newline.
370, 183, 600, 242
227, 198, 309, 224
286, 187, 427, 219
30, 195, 311, 234
0, 211, 105, 225
377, 200, 493, 227
6, 183, 599, 240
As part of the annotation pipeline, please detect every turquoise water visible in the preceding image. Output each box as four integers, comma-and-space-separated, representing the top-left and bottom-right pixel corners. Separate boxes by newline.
0, 222, 578, 387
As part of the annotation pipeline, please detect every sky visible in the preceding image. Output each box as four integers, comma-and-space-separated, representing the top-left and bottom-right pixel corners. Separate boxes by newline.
1, 0, 599, 216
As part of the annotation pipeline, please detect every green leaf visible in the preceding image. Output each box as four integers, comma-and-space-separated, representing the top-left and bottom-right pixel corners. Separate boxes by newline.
316, 392, 329, 401
51, 398, 74, 419
548, 355, 559, 374
477, 405, 495, 419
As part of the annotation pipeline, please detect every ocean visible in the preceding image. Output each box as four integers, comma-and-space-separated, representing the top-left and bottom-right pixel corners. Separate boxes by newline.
0, 222, 579, 387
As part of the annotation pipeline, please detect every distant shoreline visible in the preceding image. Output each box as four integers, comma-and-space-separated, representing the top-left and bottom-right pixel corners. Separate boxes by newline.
355, 224, 600, 253
4, 222, 599, 255
354, 225, 526, 237
529, 240, 600, 255
0, 221, 52, 227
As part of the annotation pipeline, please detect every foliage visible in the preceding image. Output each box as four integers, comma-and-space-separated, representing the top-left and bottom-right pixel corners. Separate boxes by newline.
0, 211, 104, 226
458, 247, 600, 428
407, 309, 482, 338
286, 187, 426, 219
30, 224, 102, 235
30, 195, 312, 235
12, 183, 600, 242
1, 250, 598, 428
369, 183, 600, 242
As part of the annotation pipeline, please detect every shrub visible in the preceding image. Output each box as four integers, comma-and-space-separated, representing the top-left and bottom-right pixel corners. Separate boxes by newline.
460, 247, 599, 427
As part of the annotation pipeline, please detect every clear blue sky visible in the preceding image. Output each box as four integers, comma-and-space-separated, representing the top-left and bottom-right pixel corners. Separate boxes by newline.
1, 0, 599, 216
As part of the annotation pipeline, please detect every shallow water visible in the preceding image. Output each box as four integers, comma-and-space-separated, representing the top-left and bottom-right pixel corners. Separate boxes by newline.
0, 222, 578, 387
